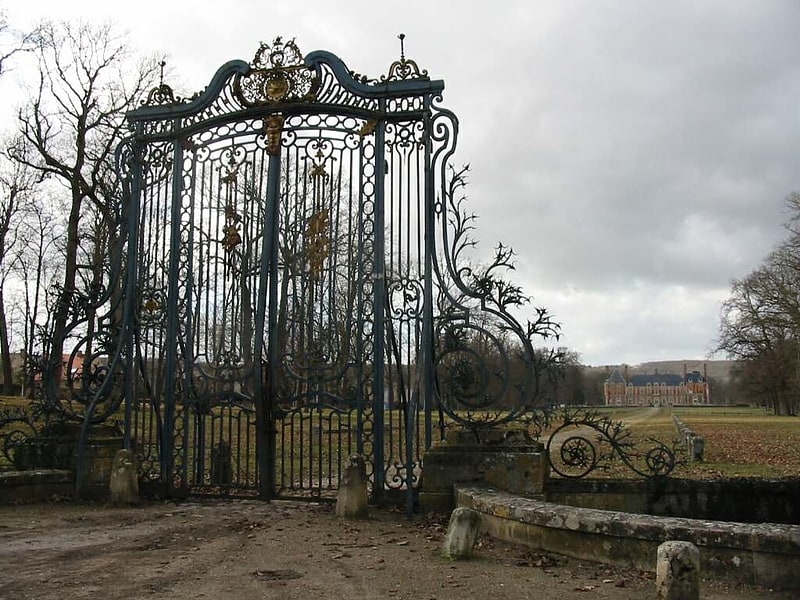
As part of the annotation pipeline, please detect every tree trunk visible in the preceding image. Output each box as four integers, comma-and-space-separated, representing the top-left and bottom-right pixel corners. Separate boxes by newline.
47, 185, 82, 400
0, 286, 14, 395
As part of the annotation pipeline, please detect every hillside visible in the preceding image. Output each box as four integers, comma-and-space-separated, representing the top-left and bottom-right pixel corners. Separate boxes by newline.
583, 359, 738, 382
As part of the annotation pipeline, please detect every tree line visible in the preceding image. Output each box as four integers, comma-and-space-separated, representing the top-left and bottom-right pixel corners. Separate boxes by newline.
716, 193, 800, 416
0, 15, 160, 395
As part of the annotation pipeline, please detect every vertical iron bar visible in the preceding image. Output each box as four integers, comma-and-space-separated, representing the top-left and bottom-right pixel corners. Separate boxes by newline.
259, 147, 283, 498
416, 103, 436, 516
373, 118, 387, 497
124, 134, 145, 449
161, 130, 184, 496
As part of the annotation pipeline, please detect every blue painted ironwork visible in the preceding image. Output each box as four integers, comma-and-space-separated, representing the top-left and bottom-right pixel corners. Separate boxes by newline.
542, 408, 681, 478
4, 36, 679, 503
112, 36, 550, 501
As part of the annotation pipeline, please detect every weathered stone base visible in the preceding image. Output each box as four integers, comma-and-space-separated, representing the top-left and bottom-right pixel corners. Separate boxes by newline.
657, 541, 700, 600
442, 507, 481, 559
336, 455, 369, 519
456, 485, 800, 590
0, 469, 73, 504
419, 430, 548, 513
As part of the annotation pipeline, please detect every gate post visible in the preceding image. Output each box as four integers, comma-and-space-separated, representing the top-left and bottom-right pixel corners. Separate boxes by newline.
258, 134, 284, 499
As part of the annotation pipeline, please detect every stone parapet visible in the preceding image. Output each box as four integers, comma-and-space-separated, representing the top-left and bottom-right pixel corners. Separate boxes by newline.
547, 477, 800, 524
456, 485, 800, 590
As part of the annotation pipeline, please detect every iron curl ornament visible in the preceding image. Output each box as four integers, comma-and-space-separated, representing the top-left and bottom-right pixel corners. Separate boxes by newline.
544, 408, 681, 478
430, 164, 561, 432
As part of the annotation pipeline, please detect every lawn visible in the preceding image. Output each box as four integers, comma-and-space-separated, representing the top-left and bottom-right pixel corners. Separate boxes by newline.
603, 406, 800, 479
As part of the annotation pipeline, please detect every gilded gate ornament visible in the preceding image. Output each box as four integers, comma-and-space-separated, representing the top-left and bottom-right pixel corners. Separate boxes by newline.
235, 37, 318, 106
264, 114, 285, 156
304, 209, 331, 276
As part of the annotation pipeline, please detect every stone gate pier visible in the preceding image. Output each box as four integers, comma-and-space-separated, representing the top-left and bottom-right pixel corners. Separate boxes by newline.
418, 428, 548, 512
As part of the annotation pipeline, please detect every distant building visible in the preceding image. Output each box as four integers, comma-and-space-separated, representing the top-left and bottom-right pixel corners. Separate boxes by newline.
603, 364, 710, 406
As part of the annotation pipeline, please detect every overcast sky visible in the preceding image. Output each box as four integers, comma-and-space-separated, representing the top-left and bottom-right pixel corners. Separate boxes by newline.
3, 0, 798, 366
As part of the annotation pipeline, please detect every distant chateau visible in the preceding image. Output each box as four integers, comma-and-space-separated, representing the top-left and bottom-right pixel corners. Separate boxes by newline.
603, 364, 710, 406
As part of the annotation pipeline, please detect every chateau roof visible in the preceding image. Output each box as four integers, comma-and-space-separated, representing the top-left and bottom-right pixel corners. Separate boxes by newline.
604, 368, 706, 386
606, 368, 626, 384
629, 373, 683, 386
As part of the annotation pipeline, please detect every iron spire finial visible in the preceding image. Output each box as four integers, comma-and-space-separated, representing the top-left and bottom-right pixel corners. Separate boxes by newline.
159, 60, 167, 87
383, 32, 428, 82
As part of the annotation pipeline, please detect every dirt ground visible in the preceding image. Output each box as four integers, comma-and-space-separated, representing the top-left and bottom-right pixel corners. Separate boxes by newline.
0, 498, 795, 600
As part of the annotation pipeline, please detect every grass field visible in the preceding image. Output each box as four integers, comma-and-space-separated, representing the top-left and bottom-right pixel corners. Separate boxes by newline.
597, 406, 800, 479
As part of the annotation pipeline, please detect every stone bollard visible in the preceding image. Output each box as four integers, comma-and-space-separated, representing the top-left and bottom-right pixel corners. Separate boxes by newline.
442, 507, 481, 560
656, 541, 700, 600
689, 436, 704, 462
336, 454, 368, 519
211, 441, 233, 486
109, 449, 139, 505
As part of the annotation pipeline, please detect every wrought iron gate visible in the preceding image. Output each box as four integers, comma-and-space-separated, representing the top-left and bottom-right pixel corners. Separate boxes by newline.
0, 36, 679, 503
106, 37, 544, 500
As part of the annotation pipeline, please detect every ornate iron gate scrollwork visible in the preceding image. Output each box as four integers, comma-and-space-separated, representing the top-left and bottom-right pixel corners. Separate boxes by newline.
93, 36, 555, 500
1, 36, 680, 500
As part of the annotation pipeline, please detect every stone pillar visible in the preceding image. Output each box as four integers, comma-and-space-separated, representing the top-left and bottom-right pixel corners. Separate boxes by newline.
442, 507, 481, 559
77, 425, 125, 500
419, 428, 548, 513
656, 541, 700, 600
336, 454, 368, 519
211, 441, 233, 485
109, 449, 139, 505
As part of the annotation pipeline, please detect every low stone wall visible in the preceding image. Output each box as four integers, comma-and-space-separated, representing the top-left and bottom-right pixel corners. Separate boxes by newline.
0, 470, 73, 504
547, 477, 800, 524
2, 424, 125, 502
456, 485, 800, 590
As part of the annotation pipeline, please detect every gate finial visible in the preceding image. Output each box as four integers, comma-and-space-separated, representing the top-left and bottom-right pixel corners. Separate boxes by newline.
144, 58, 181, 106
383, 33, 428, 82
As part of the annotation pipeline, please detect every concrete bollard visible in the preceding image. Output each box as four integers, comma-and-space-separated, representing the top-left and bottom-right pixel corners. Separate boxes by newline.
656, 541, 700, 600
442, 507, 481, 560
336, 454, 368, 519
109, 449, 139, 505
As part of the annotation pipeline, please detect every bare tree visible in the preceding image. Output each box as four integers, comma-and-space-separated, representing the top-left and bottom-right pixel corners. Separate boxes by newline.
0, 10, 33, 77
13, 20, 159, 394
0, 136, 43, 394
12, 190, 64, 397
716, 198, 800, 416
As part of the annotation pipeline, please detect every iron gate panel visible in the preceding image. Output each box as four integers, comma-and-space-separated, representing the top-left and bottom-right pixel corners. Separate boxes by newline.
118, 39, 443, 498
108, 37, 542, 500
4, 37, 678, 503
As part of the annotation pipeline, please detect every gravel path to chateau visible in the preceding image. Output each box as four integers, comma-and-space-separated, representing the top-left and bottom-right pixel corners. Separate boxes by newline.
0, 499, 793, 600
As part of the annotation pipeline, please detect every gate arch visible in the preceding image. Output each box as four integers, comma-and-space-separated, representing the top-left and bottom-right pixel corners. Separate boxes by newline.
108, 37, 542, 500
